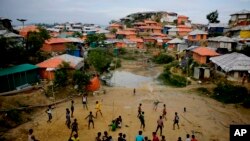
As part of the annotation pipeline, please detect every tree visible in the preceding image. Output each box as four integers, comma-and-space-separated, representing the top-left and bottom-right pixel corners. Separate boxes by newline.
85, 33, 106, 47
26, 27, 51, 63
72, 70, 91, 91
72, 31, 83, 38
0, 36, 25, 67
206, 10, 220, 23
54, 61, 70, 87
109, 20, 117, 24
110, 28, 117, 34
87, 48, 113, 73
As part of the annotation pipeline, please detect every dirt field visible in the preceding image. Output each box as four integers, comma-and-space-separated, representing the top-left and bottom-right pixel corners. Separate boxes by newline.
2, 60, 250, 141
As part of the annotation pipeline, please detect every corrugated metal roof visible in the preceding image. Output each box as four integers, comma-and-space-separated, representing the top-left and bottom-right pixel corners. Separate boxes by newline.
231, 9, 250, 15
0, 30, 22, 38
188, 29, 207, 35
0, 64, 38, 77
208, 23, 227, 28
210, 52, 250, 72
168, 38, 184, 44
207, 36, 236, 43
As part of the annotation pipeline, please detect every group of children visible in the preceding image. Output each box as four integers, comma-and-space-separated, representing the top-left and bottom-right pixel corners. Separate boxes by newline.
109, 115, 122, 131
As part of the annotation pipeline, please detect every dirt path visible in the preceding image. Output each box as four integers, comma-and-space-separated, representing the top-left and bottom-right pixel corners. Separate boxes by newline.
3, 61, 250, 141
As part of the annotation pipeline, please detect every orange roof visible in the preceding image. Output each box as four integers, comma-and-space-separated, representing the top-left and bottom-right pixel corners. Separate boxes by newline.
133, 22, 147, 26
19, 25, 39, 37
129, 38, 143, 43
116, 30, 136, 35
177, 25, 192, 32
193, 47, 220, 56
139, 26, 162, 30
144, 20, 158, 24
45, 38, 71, 44
109, 23, 122, 27
37, 57, 63, 68
150, 33, 167, 37
124, 28, 136, 31
37, 54, 83, 69
105, 34, 116, 39
178, 15, 188, 18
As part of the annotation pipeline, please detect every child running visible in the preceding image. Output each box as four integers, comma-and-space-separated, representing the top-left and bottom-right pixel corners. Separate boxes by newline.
95, 101, 103, 118
155, 116, 164, 136
85, 111, 95, 129
153, 100, 161, 111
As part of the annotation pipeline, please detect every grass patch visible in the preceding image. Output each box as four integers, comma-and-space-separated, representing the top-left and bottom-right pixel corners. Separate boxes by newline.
213, 81, 249, 104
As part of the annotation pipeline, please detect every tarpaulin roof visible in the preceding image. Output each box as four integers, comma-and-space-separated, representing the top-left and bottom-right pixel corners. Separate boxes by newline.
37, 54, 84, 70
210, 52, 250, 72
0, 64, 38, 77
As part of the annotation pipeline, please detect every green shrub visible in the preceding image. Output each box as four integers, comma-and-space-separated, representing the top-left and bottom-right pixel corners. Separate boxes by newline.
164, 61, 179, 71
242, 96, 250, 108
158, 70, 187, 87
213, 82, 248, 103
197, 87, 211, 95
152, 54, 174, 64
7, 110, 22, 124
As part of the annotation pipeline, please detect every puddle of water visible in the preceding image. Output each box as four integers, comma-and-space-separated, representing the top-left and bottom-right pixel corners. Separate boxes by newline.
110, 71, 152, 88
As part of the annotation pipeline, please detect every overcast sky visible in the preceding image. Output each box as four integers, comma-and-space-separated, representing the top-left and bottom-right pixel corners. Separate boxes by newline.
1, 0, 250, 26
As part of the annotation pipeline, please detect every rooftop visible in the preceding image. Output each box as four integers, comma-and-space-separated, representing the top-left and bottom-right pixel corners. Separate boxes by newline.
0, 64, 38, 77
192, 47, 219, 56
188, 29, 207, 35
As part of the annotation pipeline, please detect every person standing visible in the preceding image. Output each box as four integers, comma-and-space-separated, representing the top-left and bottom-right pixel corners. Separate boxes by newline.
122, 134, 127, 141
135, 130, 144, 141
177, 137, 182, 141
96, 132, 102, 141
137, 103, 142, 118
85, 111, 95, 129
95, 101, 103, 118
46, 105, 52, 123
191, 135, 198, 141
70, 133, 80, 141
133, 88, 136, 95
155, 116, 164, 136
66, 108, 71, 129
71, 119, 78, 137
162, 104, 167, 120
173, 112, 180, 130
71, 100, 75, 117
82, 94, 88, 110
161, 135, 166, 141
186, 134, 191, 141
118, 133, 123, 141
28, 129, 39, 141
152, 132, 159, 141
102, 131, 109, 141
139, 111, 145, 130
